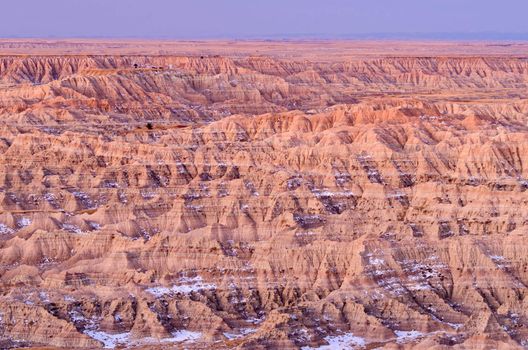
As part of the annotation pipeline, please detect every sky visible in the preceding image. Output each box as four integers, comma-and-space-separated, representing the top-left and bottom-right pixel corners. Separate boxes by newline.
2, 0, 528, 39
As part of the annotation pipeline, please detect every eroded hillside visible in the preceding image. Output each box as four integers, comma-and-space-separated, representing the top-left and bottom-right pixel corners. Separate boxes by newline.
0, 43, 527, 349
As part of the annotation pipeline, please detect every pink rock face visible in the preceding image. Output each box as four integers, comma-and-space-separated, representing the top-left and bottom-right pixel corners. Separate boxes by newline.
0, 41, 527, 349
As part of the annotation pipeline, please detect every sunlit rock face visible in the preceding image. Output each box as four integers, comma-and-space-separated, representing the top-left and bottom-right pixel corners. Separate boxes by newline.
0, 41, 527, 349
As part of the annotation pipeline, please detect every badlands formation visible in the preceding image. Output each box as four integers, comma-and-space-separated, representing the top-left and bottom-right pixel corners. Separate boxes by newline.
0, 40, 527, 349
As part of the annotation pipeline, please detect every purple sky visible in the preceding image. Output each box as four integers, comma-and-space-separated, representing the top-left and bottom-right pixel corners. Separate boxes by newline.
3, 0, 528, 39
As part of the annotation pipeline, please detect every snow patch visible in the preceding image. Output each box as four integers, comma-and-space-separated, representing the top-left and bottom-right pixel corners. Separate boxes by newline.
64, 295, 76, 302
87, 221, 101, 230
445, 322, 464, 330
287, 177, 302, 190
162, 330, 202, 343
84, 331, 130, 349
295, 231, 316, 237
395, 330, 424, 343
16, 217, 32, 228
62, 223, 83, 234
140, 190, 156, 200
312, 189, 355, 198
44, 193, 56, 202
223, 328, 256, 340
185, 204, 204, 211
0, 223, 14, 235
146, 276, 216, 296
72, 191, 97, 209
101, 180, 119, 189
369, 257, 385, 266
39, 291, 50, 303
302, 333, 367, 349
85, 328, 202, 349
70, 310, 87, 323
490, 255, 506, 263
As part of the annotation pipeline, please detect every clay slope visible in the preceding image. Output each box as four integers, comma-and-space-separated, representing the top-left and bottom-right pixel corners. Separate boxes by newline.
0, 44, 527, 349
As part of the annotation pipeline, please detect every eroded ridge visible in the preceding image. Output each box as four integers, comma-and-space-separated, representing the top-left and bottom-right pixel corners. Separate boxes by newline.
0, 43, 527, 349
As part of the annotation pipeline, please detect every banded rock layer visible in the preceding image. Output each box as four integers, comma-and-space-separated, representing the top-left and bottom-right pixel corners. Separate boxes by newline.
0, 47, 528, 349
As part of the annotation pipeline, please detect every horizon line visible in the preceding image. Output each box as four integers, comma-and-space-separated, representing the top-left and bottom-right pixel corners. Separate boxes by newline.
2, 31, 528, 42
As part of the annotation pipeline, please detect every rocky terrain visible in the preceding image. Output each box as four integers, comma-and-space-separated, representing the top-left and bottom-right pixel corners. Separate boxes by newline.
0, 41, 527, 349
